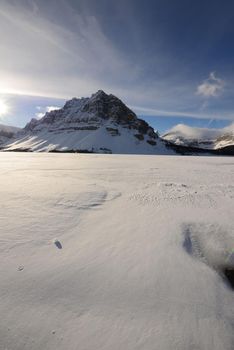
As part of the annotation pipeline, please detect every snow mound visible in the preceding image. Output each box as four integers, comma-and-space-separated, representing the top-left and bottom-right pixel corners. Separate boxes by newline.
183, 223, 234, 289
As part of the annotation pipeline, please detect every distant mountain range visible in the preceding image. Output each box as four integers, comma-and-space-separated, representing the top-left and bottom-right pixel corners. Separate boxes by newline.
0, 124, 21, 146
1, 91, 234, 155
162, 124, 234, 155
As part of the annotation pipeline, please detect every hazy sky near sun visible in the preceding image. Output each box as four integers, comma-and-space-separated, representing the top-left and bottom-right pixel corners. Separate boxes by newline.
0, 0, 234, 130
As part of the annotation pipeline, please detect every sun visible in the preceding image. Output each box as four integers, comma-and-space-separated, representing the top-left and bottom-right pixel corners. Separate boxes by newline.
0, 99, 9, 115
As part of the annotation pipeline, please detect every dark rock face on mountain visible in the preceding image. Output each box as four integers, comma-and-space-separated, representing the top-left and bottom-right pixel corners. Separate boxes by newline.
5, 90, 170, 154
163, 140, 234, 155
72, 90, 135, 122
24, 90, 156, 140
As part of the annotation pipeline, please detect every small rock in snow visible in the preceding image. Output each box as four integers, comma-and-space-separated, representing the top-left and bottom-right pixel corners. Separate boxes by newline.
53, 239, 62, 249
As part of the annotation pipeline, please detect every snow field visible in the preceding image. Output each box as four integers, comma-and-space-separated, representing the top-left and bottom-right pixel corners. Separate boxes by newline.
0, 153, 233, 350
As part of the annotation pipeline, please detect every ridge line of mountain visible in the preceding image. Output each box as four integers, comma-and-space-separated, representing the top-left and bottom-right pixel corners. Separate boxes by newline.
1, 90, 234, 155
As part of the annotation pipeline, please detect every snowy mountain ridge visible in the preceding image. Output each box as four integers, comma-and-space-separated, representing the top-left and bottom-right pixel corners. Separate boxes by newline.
0, 123, 21, 145
3, 90, 171, 154
163, 123, 234, 152
2, 93, 234, 155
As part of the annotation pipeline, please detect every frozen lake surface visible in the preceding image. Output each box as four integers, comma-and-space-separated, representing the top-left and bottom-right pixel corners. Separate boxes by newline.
0, 153, 233, 350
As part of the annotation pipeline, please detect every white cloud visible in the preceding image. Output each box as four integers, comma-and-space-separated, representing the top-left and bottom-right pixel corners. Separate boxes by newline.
130, 105, 234, 120
45, 106, 60, 113
35, 105, 60, 119
131, 105, 209, 118
223, 122, 234, 134
196, 72, 224, 98
35, 112, 44, 119
163, 123, 234, 141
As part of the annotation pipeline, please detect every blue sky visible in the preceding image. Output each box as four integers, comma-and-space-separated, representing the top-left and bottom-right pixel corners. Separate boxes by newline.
0, 0, 234, 133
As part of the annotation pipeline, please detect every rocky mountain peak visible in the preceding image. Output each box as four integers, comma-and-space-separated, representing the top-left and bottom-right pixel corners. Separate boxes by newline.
19, 91, 161, 153
24, 90, 142, 130
91, 89, 107, 98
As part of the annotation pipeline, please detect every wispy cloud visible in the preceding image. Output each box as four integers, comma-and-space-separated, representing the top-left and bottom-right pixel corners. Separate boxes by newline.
131, 105, 234, 120
0, 1, 234, 125
196, 72, 224, 98
0, 0, 137, 99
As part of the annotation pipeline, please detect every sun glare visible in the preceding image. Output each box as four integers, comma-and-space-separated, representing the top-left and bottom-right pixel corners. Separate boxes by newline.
0, 100, 9, 115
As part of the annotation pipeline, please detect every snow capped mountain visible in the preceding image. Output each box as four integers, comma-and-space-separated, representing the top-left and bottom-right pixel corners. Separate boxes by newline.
3, 90, 171, 154
162, 123, 234, 154
0, 123, 21, 145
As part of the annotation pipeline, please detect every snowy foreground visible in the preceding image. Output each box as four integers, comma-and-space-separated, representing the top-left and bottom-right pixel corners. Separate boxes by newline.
0, 153, 234, 350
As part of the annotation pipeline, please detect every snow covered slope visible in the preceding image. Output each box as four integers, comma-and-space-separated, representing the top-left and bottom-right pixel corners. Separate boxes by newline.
163, 123, 234, 152
0, 153, 233, 350
4, 90, 171, 154
0, 123, 21, 145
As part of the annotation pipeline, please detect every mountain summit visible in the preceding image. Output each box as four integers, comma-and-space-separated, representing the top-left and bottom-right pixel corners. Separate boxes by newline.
4, 91, 171, 154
